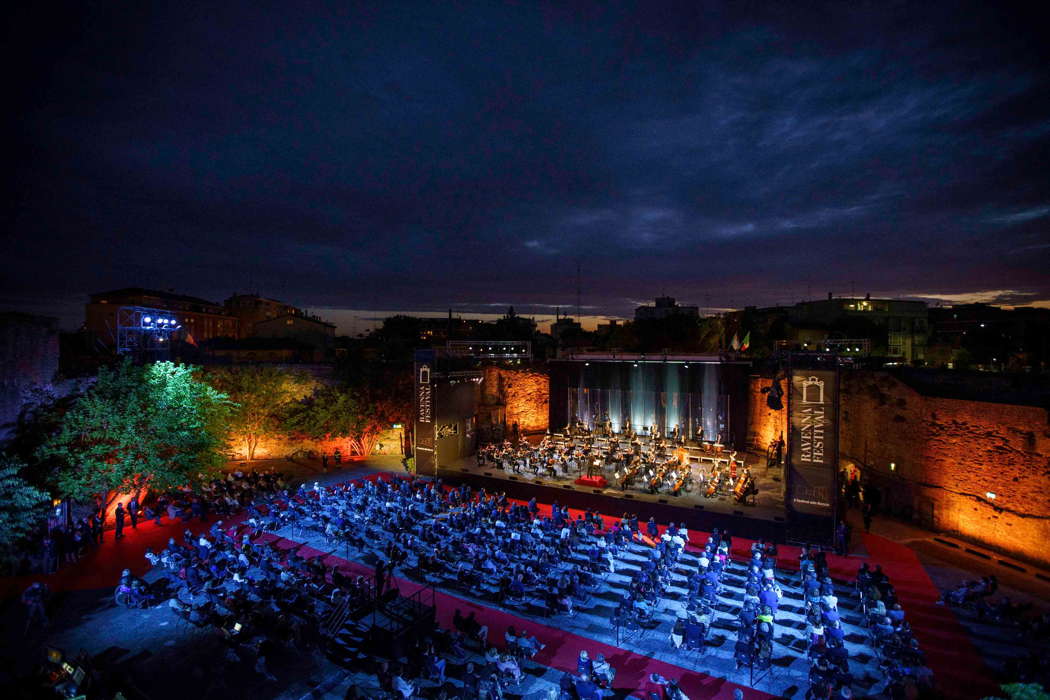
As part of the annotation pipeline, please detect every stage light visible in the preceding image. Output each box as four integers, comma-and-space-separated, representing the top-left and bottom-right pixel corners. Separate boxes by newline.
889, 462, 896, 471
986, 491, 997, 500
143, 316, 152, 324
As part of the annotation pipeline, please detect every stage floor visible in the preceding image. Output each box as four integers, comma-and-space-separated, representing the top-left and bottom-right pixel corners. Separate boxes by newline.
443, 447, 787, 523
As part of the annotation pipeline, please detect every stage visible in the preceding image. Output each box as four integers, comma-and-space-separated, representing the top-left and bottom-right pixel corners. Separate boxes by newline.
438, 442, 806, 543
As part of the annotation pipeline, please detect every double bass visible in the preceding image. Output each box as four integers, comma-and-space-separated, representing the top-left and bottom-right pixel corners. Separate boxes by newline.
733, 470, 755, 504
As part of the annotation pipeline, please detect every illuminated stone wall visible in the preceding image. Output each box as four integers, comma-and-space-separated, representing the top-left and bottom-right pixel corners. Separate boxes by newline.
747, 375, 788, 452
840, 371, 1050, 567
481, 365, 550, 433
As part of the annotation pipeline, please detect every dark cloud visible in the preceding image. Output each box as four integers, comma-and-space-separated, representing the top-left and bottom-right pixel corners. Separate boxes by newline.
5, 0, 1050, 328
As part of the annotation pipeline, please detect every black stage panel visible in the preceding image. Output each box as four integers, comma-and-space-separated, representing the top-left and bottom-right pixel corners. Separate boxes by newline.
549, 357, 750, 449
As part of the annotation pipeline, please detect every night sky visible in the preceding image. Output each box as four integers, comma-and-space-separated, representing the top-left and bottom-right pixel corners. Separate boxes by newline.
7, 1, 1050, 332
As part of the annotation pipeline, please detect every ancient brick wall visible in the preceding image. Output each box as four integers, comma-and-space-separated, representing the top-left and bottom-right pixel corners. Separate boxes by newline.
921, 396, 1050, 567
747, 375, 788, 452
481, 365, 550, 433
838, 371, 1050, 568
0, 313, 60, 441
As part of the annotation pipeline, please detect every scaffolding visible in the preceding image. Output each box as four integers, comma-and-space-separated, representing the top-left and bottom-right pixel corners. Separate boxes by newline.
115, 306, 181, 362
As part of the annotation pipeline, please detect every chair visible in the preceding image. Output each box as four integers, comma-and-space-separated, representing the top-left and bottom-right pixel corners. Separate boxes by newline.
685, 622, 706, 651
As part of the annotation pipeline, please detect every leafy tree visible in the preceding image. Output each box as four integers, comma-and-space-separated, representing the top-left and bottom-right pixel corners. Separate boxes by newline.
0, 456, 52, 554
38, 359, 233, 515
286, 385, 400, 457
206, 366, 316, 460
983, 683, 1050, 700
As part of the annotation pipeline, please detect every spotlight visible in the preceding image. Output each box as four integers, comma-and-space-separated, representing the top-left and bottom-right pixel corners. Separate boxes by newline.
143, 316, 152, 324
986, 491, 996, 500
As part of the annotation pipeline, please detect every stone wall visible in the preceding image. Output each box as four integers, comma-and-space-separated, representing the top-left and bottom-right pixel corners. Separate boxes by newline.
0, 313, 60, 441
747, 375, 788, 452
480, 365, 550, 433
839, 371, 1050, 568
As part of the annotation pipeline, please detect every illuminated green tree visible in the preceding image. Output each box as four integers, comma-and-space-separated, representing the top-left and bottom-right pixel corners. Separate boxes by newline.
984, 684, 1050, 700
0, 456, 52, 554
206, 366, 316, 460
38, 359, 233, 515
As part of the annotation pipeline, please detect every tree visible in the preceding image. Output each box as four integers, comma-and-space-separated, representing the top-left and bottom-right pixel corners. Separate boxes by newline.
206, 366, 316, 460
286, 385, 400, 457
0, 456, 51, 555
38, 359, 233, 515
983, 684, 1050, 700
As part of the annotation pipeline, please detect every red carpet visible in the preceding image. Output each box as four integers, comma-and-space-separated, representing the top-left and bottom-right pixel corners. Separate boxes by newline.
1, 512, 247, 599
863, 533, 996, 700
257, 531, 774, 700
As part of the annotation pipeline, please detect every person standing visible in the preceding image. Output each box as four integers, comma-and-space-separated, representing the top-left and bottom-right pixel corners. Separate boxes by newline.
862, 502, 873, 533
128, 496, 139, 529
834, 521, 848, 556
91, 513, 103, 544
22, 582, 49, 634
114, 503, 126, 540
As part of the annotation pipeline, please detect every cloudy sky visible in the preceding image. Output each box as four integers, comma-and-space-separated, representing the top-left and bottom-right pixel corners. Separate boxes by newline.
6, 0, 1050, 332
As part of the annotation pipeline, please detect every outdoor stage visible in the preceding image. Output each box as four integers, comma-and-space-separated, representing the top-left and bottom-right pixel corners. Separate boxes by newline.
440, 442, 801, 543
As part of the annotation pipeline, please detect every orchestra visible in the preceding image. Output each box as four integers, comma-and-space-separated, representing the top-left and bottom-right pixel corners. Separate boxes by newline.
475, 416, 759, 503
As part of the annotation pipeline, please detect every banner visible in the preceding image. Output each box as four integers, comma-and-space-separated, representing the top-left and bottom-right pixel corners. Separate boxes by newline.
414, 356, 435, 454
787, 368, 838, 516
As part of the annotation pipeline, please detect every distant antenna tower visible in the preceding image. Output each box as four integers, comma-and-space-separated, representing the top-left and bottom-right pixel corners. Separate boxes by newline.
575, 260, 582, 321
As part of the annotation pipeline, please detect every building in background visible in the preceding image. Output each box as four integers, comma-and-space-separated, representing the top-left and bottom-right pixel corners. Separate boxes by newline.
634, 296, 700, 321
729, 294, 929, 363
252, 314, 335, 359
85, 288, 238, 350
928, 303, 1050, 372
787, 295, 928, 362
222, 293, 336, 361
223, 294, 300, 338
